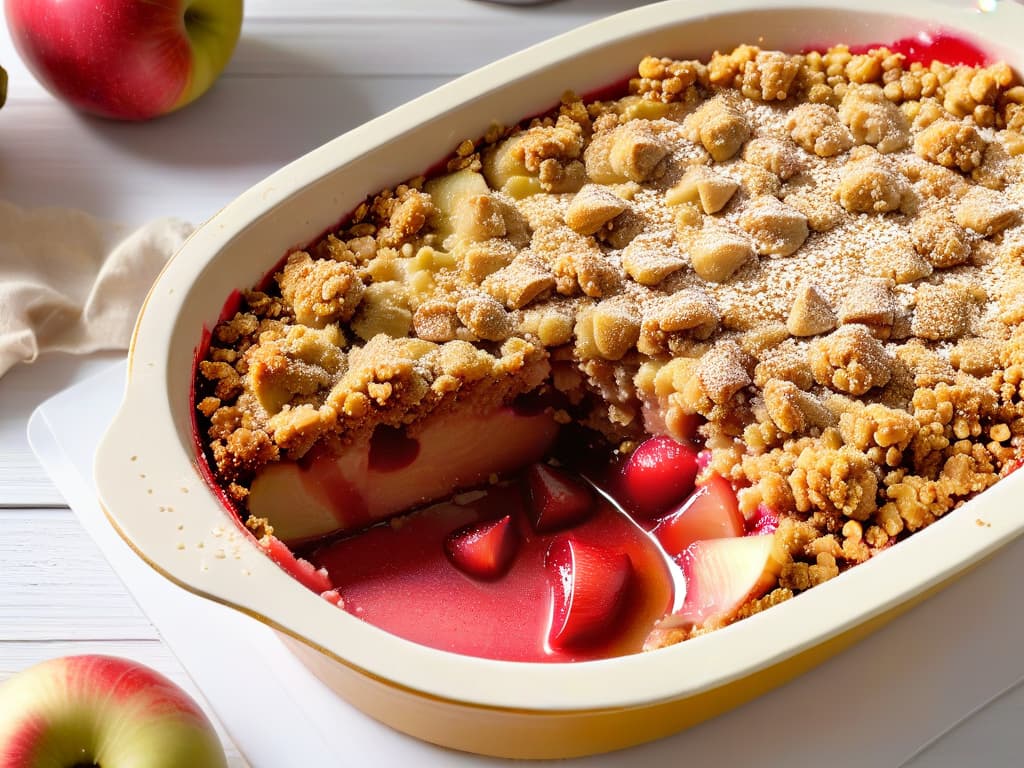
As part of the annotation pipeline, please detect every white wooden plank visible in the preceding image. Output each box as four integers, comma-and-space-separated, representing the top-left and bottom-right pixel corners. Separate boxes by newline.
0, 2, 651, 95
0, 639, 246, 767
0, 75, 447, 224
0, 353, 124, 508
903, 681, 1024, 767
0, 508, 157, 641
228, 4, 654, 78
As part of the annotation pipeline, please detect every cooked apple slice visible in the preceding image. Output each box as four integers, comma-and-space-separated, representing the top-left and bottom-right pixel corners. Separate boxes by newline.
482, 135, 529, 190
546, 538, 633, 650
424, 168, 490, 239
501, 174, 544, 200
652, 474, 744, 557
524, 463, 595, 533
445, 514, 520, 580
617, 435, 699, 519
662, 534, 785, 630
249, 406, 558, 545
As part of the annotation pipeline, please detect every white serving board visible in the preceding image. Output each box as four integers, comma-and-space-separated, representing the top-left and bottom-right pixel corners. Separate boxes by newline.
28, 361, 1024, 767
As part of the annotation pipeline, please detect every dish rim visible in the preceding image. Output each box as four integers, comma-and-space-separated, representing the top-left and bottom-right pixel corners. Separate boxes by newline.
96, 0, 1024, 714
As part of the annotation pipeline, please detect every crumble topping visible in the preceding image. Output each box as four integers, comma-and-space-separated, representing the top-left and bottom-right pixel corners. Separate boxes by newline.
196, 43, 1024, 644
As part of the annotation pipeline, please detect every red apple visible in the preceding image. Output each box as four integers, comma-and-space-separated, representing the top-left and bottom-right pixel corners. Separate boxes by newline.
0, 655, 227, 767
3, 0, 243, 120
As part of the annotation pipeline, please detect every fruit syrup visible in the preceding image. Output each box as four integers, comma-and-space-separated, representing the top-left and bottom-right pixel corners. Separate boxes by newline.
298, 391, 772, 663
302, 419, 657, 661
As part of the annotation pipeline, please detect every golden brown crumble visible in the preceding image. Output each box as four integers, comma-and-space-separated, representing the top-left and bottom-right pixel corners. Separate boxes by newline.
914, 119, 987, 172
196, 43, 1024, 642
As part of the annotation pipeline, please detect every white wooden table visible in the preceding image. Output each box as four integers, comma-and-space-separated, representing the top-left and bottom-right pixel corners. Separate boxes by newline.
1, 2, 1020, 765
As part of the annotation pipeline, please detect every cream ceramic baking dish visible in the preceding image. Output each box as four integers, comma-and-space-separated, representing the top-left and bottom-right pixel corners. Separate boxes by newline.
95, 0, 1024, 759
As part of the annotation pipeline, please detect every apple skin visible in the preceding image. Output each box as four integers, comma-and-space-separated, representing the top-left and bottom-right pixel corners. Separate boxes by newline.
3, 0, 243, 120
0, 655, 227, 768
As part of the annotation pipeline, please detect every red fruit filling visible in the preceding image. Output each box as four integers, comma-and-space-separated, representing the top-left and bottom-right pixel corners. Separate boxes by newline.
445, 514, 520, 580
617, 436, 699, 519
546, 538, 633, 650
652, 474, 745, 558
309, 475, 675, 662
260, 534, 332, 594
525, 462, 595, 533
749, 504, 780, 536
851, 32, 989, 67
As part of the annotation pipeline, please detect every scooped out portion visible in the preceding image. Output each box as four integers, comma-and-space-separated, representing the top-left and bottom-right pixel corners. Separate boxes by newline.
295, 432, 788, 662
248, 405, 559, 545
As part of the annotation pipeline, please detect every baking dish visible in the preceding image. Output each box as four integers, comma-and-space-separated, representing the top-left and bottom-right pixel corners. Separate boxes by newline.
95, 0, 1024, 758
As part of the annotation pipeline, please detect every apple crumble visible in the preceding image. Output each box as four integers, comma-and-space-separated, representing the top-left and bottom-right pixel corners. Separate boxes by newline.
195, 42, 1024, 650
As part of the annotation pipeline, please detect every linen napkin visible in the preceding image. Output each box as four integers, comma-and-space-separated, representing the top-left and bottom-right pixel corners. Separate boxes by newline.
0, 200, 192, 378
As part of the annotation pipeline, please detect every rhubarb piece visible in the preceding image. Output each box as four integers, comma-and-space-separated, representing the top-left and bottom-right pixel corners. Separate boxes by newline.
663, 534, 785, 630
652, 474, 744, 557
259, 534, 332, 594
524, 463, 596, 533
618, 436, 699, 519
249, 407, 559, 545
445, 514, 520, 580
546, 538, 634, 649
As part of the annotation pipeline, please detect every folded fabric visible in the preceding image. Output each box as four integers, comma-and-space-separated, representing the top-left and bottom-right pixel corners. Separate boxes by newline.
0, 200, 192, 378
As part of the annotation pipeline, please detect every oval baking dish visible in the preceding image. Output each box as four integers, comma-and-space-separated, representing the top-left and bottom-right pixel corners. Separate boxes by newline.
95, 0, 1024, 758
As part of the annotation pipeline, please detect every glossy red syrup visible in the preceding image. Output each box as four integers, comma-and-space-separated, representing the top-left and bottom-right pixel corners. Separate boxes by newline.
309, 477, 678, 662
850, 33, 989, 68
804, 31, 990, 67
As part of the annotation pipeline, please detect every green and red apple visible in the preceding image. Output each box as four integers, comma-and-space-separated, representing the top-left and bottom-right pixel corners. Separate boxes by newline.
0, 655, 227, 767
3, 0, 243, 120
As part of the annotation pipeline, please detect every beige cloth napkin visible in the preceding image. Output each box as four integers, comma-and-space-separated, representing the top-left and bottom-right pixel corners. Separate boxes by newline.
0, 200, 193, 378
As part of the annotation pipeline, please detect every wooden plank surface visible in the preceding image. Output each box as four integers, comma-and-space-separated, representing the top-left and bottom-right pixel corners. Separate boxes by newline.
0, 509, 156, 641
